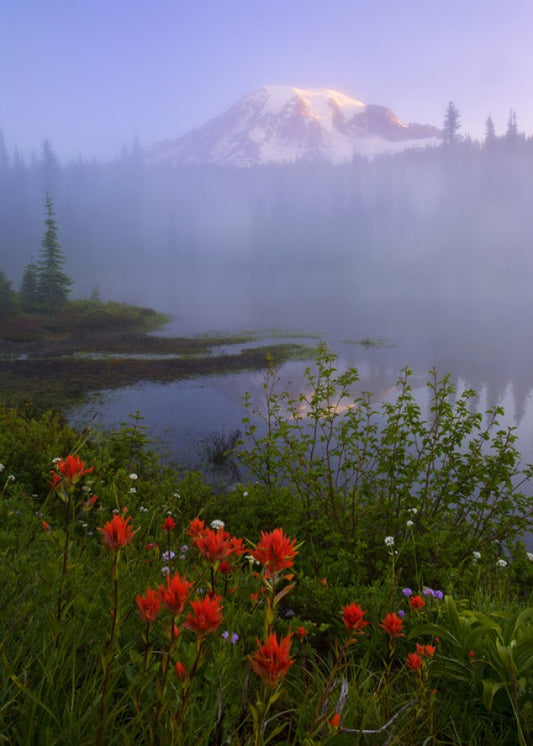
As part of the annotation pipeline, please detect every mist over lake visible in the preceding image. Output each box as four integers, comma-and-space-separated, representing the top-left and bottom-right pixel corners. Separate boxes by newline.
4, 140, 533, 476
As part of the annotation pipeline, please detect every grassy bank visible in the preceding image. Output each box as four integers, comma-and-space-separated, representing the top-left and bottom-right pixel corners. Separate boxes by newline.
0, 301, 311, 410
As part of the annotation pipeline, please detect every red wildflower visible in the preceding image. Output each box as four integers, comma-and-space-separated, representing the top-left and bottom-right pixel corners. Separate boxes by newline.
184, 594, 224, 636
227, 535, 245, 556
98, 513, 138, 551
195, 528, 232, 564
136, 587, 161, 624
296, 626, 308, 639
249, 632, 294, 688
159, 573, 194, 615
187, 517, 206, 539
341, 602, 370, 635
175, 661, 187, 680
162, 516, 177, 532
251, 528, 298, 576
416, 643, 436, 658
50, 455, 93, 487
406, 652, 422, 672
218, 560, 233, 575
409, 595, 426, 610
42, 520, 51, 532
329, 713, 341, 729
379, 612, 405, 638
83, 494, 98, 510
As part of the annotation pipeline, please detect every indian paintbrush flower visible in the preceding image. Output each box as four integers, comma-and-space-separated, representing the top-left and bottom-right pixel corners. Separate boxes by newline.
250, 632, 294, 688
341, 602, 370, 635
98, 513, 138, 551
380, 612, 405, 638
136, 587, 161, 624
251, 527, 297, 576
159, 572, 194, 615
184, 594, 224, 636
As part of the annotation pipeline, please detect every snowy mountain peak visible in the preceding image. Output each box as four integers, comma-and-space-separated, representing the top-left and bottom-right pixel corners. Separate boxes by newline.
147, 85, 442, 167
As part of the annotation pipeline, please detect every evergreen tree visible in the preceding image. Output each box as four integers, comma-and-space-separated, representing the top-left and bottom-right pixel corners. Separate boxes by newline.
0, 269, 15, 317
36, 193, 72, 311
505, 109, 518, 142
484, 116, 497, 147
442, 101, 461, 145
20, 260, 39, 312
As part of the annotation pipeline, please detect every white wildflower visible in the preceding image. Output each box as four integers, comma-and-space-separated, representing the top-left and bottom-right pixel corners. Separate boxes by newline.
211, 519, 225, 531
8, 474, 15, 481
129, 487, 137, 494
129, 473, 138, 480
0, 463, 4, 471
496, 558, 508, 568
526, 552, 533, 562
243, 491, 249, 498
408, 507, 418, 515
472, 551, 481, 560
406, 520, 414, 528
384, 536, 395, 547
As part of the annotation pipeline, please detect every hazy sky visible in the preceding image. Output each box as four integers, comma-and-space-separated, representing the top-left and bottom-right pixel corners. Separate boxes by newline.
2, 0, 533, 161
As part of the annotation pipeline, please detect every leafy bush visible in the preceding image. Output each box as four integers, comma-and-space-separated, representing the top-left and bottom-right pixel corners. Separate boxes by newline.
241, 343, 533, 587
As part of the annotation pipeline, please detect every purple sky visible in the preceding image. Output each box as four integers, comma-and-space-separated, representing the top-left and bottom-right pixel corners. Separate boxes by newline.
2, 0, 533, 161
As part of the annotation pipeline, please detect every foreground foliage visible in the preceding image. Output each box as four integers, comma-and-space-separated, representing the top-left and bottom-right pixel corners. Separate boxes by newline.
0, 355, 532, 744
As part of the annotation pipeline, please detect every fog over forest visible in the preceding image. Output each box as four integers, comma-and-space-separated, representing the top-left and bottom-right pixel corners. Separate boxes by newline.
2, 124, 533, 424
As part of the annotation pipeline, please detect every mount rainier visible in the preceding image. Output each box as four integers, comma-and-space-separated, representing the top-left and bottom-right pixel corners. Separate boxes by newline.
147, 85, 442, 167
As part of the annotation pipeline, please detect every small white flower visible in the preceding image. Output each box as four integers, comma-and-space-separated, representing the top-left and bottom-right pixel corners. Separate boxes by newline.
112, 508, 119, 513
406, 520, 414, 528
166, 510, 173, 515
472, 551, 481, 560
408, 507, 418, 515
0, 463, 4, 471
129, 473, 138, 480
384, 536, 395, 547
129, 487, 137, 494
496, 558, 508, 568
211, 519, 225, 531
52, 457, 61, 464
8, 474, 15, 481
173, 493, 181, 499
139, 506, 149, 513
162, 550, 175, 561
243, 491, 249, 498
526, 552, 533, 562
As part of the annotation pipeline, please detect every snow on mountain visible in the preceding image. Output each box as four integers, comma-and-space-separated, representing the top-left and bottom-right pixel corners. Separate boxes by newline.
147, 85, 442, 167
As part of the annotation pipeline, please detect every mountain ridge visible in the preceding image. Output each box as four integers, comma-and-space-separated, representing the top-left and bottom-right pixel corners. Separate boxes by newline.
147, 85, 442, 167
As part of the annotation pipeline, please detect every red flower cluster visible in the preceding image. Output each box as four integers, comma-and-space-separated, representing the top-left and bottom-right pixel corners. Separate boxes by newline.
49, 454, 93, 489
136, 587, 161, 624
184, 594, 224, 637
194, 528, 245, 564
159, 573, 194, 615
407, 643, 436, 673
98, 513, 138, 551
406, 652, 422, 672
379, 612, 405, 638
187, 517, 206, 539
416, 643, 436, 658
409, 595, 426, 610
341, 602, 370, 635
251, 528, 298, 576
162, 516, 177, 532
250, 632, 294, 688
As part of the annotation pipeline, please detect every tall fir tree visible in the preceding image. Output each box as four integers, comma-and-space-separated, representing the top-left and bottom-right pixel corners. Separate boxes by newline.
37, 193, 72, 311
442, 101, 461, 145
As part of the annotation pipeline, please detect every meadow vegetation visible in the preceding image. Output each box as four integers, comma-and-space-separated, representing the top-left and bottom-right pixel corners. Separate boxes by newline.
0, 344, 532, 744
